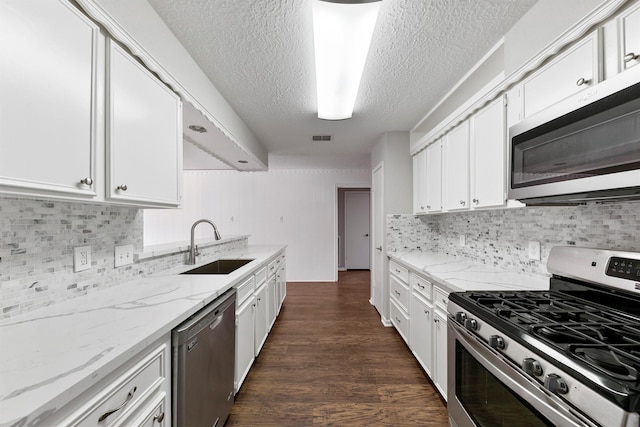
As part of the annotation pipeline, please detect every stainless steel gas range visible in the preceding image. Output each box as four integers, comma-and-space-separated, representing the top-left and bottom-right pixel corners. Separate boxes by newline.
447, 246, 640, 427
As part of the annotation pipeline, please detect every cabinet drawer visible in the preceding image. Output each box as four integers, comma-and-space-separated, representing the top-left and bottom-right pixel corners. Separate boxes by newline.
389, 260, 409, 283
390, 299, 409, 345
63, 344, 168, 426
410, 273, 432, 301
123, 392, 167, 427
236, 275, 256, 305
390, 274, 410, 312
434, 287, 449, 311
267, 259, 278, 277
255, 266, 267, 287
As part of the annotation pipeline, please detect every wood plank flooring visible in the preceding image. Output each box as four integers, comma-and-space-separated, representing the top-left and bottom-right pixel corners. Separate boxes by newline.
226, 270, 449, 426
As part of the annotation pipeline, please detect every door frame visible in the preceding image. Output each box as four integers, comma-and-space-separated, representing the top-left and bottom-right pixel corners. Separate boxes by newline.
334, 183, 371, 281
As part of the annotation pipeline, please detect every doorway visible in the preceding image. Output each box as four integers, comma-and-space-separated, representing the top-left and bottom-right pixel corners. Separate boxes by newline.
337, 188, 370, 272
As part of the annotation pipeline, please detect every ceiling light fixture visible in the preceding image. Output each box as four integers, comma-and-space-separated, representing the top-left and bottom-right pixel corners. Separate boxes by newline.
311, 0, 381, 120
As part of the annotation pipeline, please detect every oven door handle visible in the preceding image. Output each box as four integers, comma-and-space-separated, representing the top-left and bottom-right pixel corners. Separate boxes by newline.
448, 321, 598, 427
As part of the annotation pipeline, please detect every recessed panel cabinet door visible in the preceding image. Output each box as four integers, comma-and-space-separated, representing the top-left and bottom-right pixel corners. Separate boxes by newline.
0, 0, 99, 197
444, 121, 470, 211
619, 2, 640, 71
107, 41, 182, 207
471, 97, 506, 209
425, 140, 442, 213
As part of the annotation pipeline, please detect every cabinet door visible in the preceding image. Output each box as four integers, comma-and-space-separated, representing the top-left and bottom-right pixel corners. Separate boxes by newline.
410, 293, 433, 378
0, 0, 99, 198
107, 41, 182, 207
254, 283, 268, 356
471, 97, 506, 209
413, 150, 428, 214
444, 121, 470, 211
619, 2, 640, 71
235, 296, 255, 393
276, 263, 286, 313
267, 276, 277, 329
425, 140, 442, 213
433, 309, 448, 400
522, 30, 601, 119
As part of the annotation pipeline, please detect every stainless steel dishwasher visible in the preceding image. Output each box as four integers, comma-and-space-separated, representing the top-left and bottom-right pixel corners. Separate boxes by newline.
172, 289, 236, 427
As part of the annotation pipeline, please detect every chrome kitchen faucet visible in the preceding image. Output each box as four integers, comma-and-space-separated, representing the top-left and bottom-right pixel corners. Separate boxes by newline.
187, 219, 221, 264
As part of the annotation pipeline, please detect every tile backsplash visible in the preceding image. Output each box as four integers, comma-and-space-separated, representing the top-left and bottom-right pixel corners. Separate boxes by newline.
0, 196, 247, 318
387, 201, 640, 277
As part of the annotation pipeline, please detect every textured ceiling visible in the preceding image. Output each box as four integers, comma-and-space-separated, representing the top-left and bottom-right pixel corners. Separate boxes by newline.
147, 0, 537, 167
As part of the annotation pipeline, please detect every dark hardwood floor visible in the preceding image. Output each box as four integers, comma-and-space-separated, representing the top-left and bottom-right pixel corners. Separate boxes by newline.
226, 270, 449, 426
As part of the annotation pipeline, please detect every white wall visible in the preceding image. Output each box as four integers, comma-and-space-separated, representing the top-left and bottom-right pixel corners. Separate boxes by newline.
144, 169, 371, 281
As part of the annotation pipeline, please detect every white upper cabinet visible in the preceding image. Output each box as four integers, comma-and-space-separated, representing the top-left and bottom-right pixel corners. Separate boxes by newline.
106, 41, 182, 207
425, 140, 443, 213
0, 0, 100, 198
618, 2, 640, 72
443, 121, 470, 211
521, 30, 602, 119
413, 149, 427, 214
470, 97, 506, 209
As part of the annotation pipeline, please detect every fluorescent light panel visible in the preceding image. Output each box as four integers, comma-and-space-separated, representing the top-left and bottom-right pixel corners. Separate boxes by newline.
312, 0, 381, 120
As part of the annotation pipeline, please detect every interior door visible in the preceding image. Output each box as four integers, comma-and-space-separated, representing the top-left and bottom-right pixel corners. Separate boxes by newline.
345, 191, 371, 269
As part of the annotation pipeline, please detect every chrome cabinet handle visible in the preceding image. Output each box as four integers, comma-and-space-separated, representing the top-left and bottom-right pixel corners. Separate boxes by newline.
153, 412, 165, 423
624, 52, 639, 63
420, 205, 425, 210
394, 290, 401, 296
576, 77, 590, 86
472, 198, 478, 204
98, 386, 137, 422
424, 310, 430, 315
116, 184, 128, 191
80, 177, 93, 186
460, 200, 466, 206
395, 317, 401, 323
434, 318, 439, 324
426, 205, 431, 209
376, 246, 382, 251
418, 284, 425, 289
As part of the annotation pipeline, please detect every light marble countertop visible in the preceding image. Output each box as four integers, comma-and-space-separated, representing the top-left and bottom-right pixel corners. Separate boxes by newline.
0, 245, 285, 427
388, 251, 550, 293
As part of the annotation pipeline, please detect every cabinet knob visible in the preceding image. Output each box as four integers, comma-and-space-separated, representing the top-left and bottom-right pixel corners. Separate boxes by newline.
116, 184, 128, 191
624, 52, 639, 63
153, 412, 165, 423
80, 177, 93, 186
575, 77, 590, 86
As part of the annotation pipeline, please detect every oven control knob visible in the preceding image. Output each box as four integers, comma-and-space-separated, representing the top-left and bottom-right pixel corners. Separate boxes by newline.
464, 318, 478, 331
489, 335, 505, 350
544, 374, 569, 394
455, 312, 467, 324
522, 358, 543, 376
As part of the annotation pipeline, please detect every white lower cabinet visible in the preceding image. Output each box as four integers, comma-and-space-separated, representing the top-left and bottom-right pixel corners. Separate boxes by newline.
235, 294, 256, 393
254, 279, 269, 357
409, 292, 433, 378
389, 258, 450, 400
267, 276, 277, 329
433, 308, 448, 399
52, 335, 171, 427
233, 252, 286, 394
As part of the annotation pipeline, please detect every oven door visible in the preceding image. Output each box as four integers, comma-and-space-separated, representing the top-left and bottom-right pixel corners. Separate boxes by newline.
447, 320, 599, 427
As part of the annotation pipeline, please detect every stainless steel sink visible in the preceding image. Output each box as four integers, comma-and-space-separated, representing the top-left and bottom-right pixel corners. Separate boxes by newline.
181, 259, 254, 275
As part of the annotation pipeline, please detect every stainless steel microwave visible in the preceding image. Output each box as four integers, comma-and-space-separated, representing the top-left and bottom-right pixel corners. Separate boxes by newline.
508, 66, 640, 205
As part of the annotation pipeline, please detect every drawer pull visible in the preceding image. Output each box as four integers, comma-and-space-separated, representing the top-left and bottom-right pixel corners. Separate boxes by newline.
98, 386, 137, 422
624, 52, 639, 63
154, 412, 165, 423
418, 284, 425, 289
395, 317, 401, 323
424, 310, 430, 315
394, 290, 401, 296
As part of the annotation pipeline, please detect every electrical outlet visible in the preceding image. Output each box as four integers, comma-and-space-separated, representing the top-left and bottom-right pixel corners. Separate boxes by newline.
73, 246, 91, 272
115, 244, 134, 267
459, 234, 466, 247
528, 241, 541, 261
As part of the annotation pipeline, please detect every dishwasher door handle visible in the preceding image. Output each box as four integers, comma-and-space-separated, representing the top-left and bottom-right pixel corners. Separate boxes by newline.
208, 314, 224, 331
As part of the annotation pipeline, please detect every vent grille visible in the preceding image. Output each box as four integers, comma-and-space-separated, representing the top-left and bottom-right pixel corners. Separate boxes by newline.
312, 135, 332, 142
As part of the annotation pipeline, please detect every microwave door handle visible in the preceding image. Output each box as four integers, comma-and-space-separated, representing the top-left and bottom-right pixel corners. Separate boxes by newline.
449, 322, 597, 427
